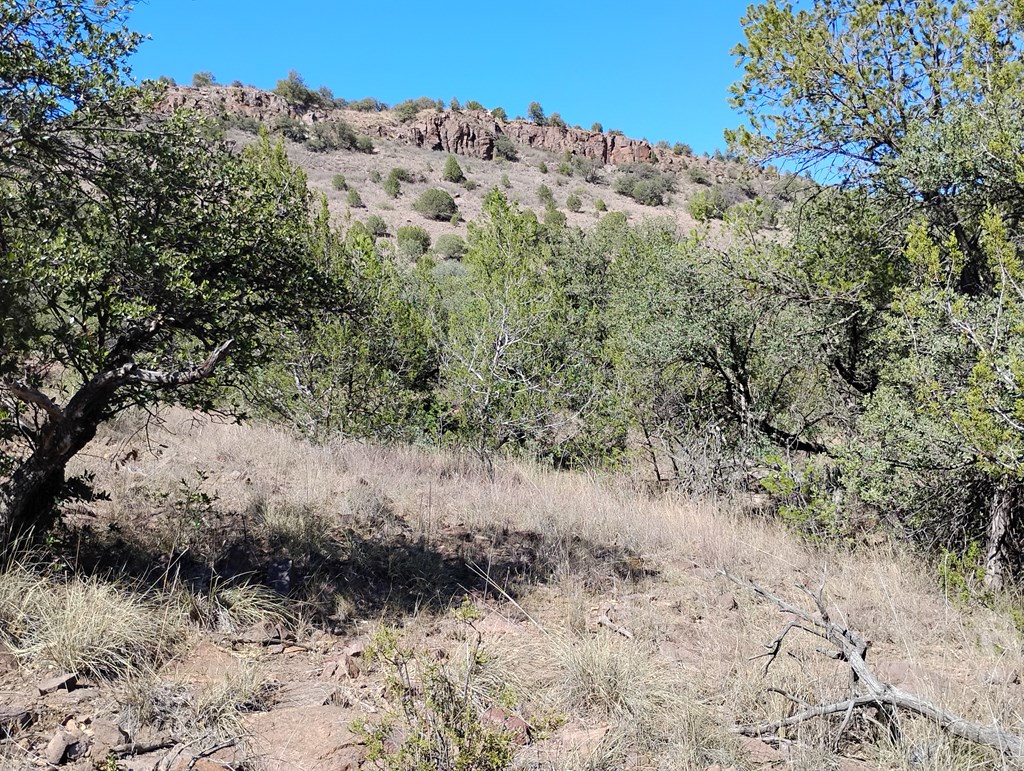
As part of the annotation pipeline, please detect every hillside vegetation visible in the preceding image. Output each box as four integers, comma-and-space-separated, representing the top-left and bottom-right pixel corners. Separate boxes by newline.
3, 1, 1024, 769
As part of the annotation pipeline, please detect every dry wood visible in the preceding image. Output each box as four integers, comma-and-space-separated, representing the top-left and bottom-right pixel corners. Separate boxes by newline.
724, 570, 1024, 759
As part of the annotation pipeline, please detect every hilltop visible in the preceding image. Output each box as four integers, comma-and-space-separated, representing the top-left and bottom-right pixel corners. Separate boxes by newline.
156, 83, 794, 247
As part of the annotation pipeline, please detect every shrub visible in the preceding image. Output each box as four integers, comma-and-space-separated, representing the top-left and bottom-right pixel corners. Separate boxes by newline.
349, 97, 387, 112
537, 183, 555, 207
491, 106, 508, 121
463, 179, 477, 191
571, 155, 602, 184
500, 174, 512, 189
433, 233, 467, 259
612, 164, 675, 206
538, 161, 548, 174
465, 100, 485, 111
566, 191, 583, 212
347, 188, 364, 208
656, 139, 671, 150
369, 169, 382, 183
544, 205, 566, 228
414, 188, 459, 221
527, 101, 546, 125
331, 174, 347, 191
397, 225, 431, 258
383, 175, 400, 198
219, 113, 261, 134
393, 97, 436, 123
493, 135, 518, 161
687, 166, 710, 185
305, 120, 358, 152
688, 187, 727, 221
673, 142, 692, 156
364, 214, 389, 237
591, 121, 603, 133
595, 198, 607, 212
389, 167, 417, 183
191, 71, 215, 87
549, 112, 567, 128
557, 160, 573, 176
449, 97, 461, 111
355, 135, 374, 153
274, 70, 323, 108
441, 155, 465, 183
157, 75, 177, 86
271, 114, 308, 143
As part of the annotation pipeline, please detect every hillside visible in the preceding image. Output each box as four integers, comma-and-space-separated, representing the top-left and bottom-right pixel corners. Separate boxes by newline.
157, 84, 792, 246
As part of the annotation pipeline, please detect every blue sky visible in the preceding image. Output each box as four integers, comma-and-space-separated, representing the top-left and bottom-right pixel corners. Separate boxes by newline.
126, 1, 753, 155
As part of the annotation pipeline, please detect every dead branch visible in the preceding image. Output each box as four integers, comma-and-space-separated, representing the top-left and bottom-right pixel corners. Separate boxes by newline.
723, 570, 1024, 759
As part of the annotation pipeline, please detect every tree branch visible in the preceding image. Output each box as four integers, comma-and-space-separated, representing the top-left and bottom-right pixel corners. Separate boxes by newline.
128, 339, 234, 386
2, 381, 64, 420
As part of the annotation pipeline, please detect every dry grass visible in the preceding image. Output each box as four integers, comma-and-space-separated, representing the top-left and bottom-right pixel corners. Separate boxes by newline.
53, 408, 1024, 768
0, 563, 182, 680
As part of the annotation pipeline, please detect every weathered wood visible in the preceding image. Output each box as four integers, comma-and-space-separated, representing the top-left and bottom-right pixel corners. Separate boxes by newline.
725, 570, 1024, 758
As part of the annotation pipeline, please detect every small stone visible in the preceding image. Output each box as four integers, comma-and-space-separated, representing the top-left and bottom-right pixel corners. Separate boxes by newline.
481, 707, 530, 745
37, 672, 77, 695
45, 730, 71, 765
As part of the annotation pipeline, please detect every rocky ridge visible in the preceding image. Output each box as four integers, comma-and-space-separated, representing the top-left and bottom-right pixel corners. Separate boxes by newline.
158, 84, 702, 169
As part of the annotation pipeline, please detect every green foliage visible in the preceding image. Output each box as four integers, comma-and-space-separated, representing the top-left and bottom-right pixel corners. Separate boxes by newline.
414, 188, 459, 221
394, 97, 437, 123
356, 626, 516, 771
491, 106, 508, 121
434, 234, 468, 260
612, 164, 675, 206
274, 70, 324, 108
688, 187, 727, 221
355, 135, 374, 153
442, 155, 465, 183
305, 120, 365, 153
549, 112, 566, 128
397, 226, 432, 258
527, 101, 546, 125
383, 173, 402, 199
594, 198, 607, 212
500, 174, 512, 189
465, 100, 485, 111
537, 184, 555, 207
449, 97, 461, 111
591, 122, 603, 133
537, 161, 548, 174
348, 97, 387, 112
686, 166, 710, 185
332, 174, 347, 191
369, 169, 383, 183
493, 135, 518, 161
364, 215, 389, 237
936, 542, 988, 604
347, 188, 364, 208
566, 191, 583, 213
673, 142, 692, 156
191, 71, 215, 87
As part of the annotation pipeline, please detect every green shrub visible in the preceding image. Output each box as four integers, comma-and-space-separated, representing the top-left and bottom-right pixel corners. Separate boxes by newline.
271, 115, 308, 143
491, 106, 508, 121
349, 97, 386, 112
500, 174, 512, 189
493, 135, 517, 161
673, 142, 692, 156
527, 101, 546, 125
332, 174, 347, 191
549, 112, 566, 128
557, 160, 572, 176
465, 100, 485, 111
544, 205, 566, 228
538, 161, 548, 174
591, 121, 603, 133
355, 135, 374, 153
594, 198, 607, 212
442, 155, 465, 183
566, 191, 582, 212
369, 169, 382, 184
433, 233, 467, 259
397, 225, 431, 258
305, 120, 357, 152
449, 97, 462, 111
612, 164, 675, 206
537, 184, 555, 207
347, 188, 364, 208
655, 139, 671, 150
463, 179, 477, 191
414, 188, 459, 221
393, 97, 436, 123
191, 71, 215, 87
687, 166, 710, 185
364, 214, 389, 237
219, 113, 261, 134
383, 175, 400, 198
389, 167, 417, 183
274, 70, 323, 108
688, 187, 727, 221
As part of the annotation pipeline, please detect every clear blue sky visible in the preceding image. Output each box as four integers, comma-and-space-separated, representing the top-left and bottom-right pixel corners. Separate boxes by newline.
126, 0, 753, 156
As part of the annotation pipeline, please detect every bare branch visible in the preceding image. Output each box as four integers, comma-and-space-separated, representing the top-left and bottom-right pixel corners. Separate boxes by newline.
2, 381, 64, 420
129, 339, 233, 386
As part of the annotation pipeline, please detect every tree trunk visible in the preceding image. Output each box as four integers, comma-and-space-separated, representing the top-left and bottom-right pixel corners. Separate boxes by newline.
984, 481, 1021, 590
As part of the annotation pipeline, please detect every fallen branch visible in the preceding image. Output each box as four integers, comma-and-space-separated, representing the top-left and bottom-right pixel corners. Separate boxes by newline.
724, 570, 1024, 759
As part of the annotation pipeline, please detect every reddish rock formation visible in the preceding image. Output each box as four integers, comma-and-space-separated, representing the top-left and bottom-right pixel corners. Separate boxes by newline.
155, 85, 698, 170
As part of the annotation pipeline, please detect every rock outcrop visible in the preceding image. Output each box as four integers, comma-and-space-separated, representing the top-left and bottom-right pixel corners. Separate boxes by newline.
155, 85, 700, 170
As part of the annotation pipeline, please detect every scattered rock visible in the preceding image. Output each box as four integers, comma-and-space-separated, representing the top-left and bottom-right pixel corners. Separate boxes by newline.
45, 729, 74, 765
273, 681, 342, 710
37, 672, 77, 695
716, 593, 739, 611
556, 722, 609, 757
320, 654, 360, 681
738, 736, 786, 766
0, 705, 32, 738
86, 718, 125, 759
245, 705, 366, 770
481, 706, 530, 745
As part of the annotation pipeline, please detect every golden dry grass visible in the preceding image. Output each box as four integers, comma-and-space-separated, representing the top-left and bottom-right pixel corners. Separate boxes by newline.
57, 407, 1024, 769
